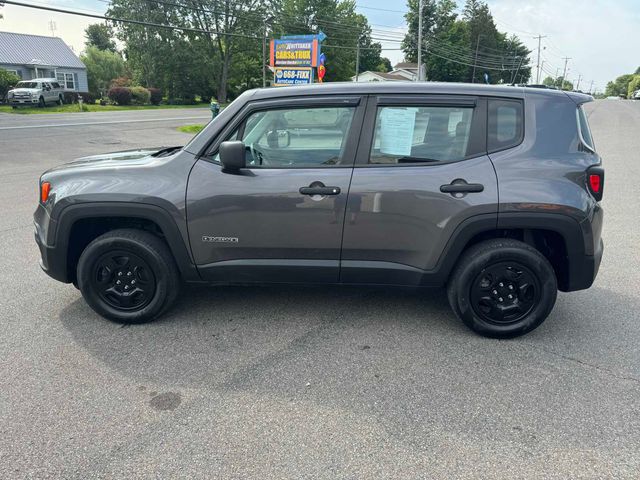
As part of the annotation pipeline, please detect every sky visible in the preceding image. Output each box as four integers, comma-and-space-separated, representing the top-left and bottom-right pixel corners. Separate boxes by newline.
1, 0, 639, 93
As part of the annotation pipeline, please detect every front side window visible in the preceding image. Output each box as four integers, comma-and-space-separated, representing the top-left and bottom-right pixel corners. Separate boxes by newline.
369, 105, 474, 164
488, 98, 524, 152
577, 105, 595, 152
215, 106, 355, 168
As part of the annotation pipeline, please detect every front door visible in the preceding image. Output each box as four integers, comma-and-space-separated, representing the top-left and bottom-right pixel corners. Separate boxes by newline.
186, 97, 364, 283
340, 95, 500, 285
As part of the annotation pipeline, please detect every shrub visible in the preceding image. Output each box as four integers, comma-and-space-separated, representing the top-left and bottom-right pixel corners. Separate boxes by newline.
107, 86, 132, 105
148, 87, 162, 105
109, 76, 132, 88
0, 68, 21, 101
130, 86, 151, 105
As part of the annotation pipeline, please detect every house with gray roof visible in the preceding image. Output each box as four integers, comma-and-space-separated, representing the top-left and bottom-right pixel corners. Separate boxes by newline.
0, 31, 88, 92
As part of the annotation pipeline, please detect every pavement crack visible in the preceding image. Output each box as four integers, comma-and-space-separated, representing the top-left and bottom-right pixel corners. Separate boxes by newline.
526, 344, 640, 385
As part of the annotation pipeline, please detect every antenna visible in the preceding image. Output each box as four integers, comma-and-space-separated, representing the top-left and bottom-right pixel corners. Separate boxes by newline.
48, 20, 57, 37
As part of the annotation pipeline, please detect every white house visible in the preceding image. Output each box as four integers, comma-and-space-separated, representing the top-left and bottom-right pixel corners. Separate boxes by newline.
352, 62, 420, 83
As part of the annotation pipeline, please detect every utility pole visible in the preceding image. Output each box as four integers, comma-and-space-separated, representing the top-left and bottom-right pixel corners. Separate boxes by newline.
575, 74, 582, 90
561, 57, 571, 90
472, 34, 482, 83
588, 80, 594, 95
262, 18, 268, 88
534, 34, 547, 83
355, 35, 362, 82
417, 0, 423, 81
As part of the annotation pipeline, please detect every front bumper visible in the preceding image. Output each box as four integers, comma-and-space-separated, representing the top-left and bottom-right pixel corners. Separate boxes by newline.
9, 98, 39, 105
34, 205, 70, 284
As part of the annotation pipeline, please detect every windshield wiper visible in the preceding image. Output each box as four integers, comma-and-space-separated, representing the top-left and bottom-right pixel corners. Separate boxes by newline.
152, 146, 183, 157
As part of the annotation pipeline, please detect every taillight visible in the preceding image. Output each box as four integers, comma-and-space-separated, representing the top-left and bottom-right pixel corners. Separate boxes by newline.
40, 181, 51, 203
586, 166, 604, 201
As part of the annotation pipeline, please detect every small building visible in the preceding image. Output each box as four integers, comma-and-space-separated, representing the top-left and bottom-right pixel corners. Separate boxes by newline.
0, 31, 88, 92
352, 62, 420, 83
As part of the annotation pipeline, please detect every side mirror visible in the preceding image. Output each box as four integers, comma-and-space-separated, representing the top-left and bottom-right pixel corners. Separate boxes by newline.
219, 141, 246, 171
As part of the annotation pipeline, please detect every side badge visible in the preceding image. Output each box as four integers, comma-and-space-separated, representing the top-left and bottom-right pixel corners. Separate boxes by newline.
202, 236, 239, 243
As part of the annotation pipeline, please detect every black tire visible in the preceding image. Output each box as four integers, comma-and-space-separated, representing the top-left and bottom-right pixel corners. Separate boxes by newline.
38, 96, 45, 108
76, 229, 180, 324
447, 238, 557, 338
57, 95, 64, 105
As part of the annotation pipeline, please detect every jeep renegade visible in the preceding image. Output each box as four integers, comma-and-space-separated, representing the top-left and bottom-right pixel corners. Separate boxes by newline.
34, 83, 604, 338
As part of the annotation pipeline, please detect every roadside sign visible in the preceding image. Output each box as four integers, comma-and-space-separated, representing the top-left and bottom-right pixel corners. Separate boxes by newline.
273, 67, 314, 86
270, 39, 320, 67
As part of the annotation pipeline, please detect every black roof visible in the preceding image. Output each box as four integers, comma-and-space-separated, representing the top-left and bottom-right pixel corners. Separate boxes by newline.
247, 81, 592, 104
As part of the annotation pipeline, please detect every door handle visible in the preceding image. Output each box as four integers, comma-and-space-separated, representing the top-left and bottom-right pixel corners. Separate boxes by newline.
299, 185, 341, 196
440, 181, 484, 194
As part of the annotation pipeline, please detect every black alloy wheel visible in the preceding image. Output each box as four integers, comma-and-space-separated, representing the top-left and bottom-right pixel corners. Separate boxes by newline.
447, 238, 557, 338
469, 262, 540, 325
92, 250, 157, 311
76, 229, 180, 324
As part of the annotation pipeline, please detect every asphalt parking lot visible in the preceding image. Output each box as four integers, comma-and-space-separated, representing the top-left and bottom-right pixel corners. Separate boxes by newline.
1, 101, 639, 479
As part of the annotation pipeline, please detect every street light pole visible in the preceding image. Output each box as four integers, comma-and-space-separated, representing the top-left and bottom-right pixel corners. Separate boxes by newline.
417, 0, 423, 81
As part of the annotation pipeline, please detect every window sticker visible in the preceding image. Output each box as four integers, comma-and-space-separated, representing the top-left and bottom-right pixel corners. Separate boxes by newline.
379, 108, 418, 156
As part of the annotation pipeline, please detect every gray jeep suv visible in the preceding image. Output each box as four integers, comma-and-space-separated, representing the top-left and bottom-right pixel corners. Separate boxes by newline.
34, 83, 604, 338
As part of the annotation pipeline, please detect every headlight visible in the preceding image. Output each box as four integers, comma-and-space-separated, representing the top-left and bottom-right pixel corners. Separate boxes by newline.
32, 93, 39, 98
7, 92, 13, 98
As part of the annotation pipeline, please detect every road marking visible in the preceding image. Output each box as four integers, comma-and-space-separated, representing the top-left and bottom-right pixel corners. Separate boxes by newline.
0, 115, 211, 131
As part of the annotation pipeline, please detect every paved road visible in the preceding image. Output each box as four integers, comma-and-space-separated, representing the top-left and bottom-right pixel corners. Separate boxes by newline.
1, 101, 639, 479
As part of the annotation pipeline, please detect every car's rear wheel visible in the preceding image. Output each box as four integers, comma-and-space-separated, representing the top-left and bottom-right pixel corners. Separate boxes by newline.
77, 229, 180, 324
447, 239, 557, 338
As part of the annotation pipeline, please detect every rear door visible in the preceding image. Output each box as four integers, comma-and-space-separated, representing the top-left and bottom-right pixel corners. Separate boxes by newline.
186, 96, 365, 283
340, 94, 499, 285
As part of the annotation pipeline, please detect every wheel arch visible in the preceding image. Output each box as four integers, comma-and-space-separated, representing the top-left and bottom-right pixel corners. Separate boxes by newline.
435, 212, 588, 291
53, 203, 200, 284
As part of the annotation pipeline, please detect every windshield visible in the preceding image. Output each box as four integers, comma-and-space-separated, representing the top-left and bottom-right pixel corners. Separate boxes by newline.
16, 81, 39, 89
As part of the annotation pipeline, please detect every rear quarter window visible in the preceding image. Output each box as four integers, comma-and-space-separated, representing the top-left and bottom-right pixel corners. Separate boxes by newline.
487, 98, 524, 152
577, 106, 595, 152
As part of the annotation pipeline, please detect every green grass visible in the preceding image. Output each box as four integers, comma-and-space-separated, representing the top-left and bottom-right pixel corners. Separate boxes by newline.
0, 103, 210, 114
177, 124, 205, 134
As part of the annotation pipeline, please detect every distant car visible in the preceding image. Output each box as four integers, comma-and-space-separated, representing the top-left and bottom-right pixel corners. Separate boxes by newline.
632, 90, 640, 100
7, 78, 64, 108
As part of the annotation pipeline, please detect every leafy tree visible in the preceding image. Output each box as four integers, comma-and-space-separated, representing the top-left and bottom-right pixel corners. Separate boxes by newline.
0, 68, 20, 100
402, 0, 529, 83
85, 24, 117, 52
627, 75, 640, 98
605, 73, 635, 98
376, 57, 392, 72
81, 46, 126, 98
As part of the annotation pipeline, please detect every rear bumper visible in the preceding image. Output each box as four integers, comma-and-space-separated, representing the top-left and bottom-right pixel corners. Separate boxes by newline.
564, 237, 603, 292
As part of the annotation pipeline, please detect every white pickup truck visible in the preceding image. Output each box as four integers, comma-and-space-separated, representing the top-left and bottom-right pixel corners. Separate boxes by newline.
7, 78, 65, 108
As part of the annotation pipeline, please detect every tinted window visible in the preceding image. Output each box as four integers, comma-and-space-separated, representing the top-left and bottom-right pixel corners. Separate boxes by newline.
369, 106, 474, 164
215, 106, 355, 168
51, 82, 61, 89
17, 81, 38, 88
577, 106, 595, 151
488, 99, 524, 152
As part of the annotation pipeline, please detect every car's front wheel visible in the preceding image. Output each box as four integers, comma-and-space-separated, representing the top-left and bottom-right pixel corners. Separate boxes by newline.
57, 95, 64, 105
76, 229, 180, 324
38, 96, 45, 107
447, 239, 557, 338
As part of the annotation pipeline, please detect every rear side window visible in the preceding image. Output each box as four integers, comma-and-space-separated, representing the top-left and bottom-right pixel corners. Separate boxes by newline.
369, 105, 474, 164
488, 99, 524, 152
577, 106, 595, 152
